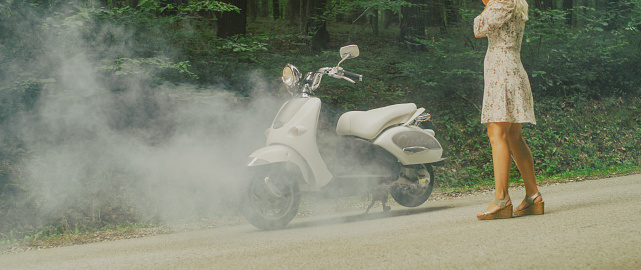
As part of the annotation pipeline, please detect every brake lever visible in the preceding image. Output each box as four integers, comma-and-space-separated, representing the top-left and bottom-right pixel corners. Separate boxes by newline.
331, 67, 356, 83
342, 77, 356, 84
327, 72, 355, 84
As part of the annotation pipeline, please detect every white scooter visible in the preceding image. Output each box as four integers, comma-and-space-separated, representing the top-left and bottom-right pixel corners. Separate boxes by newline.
240, 45, 445, 230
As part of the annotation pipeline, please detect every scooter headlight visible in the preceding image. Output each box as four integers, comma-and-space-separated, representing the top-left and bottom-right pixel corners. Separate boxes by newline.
282, 64, 301, 88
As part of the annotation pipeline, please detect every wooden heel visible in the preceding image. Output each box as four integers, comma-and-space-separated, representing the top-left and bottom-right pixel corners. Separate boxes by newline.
514, 193, 544, 217
514, 201, 544, 216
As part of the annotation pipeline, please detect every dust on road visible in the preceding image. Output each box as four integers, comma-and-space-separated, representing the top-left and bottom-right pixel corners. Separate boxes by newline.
1, 174, 640, 269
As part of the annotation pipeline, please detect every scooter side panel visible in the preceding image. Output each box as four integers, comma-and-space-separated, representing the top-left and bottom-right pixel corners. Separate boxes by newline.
247, 145, 316, 191
373, 126, 445, 165
266, 97, 333, 190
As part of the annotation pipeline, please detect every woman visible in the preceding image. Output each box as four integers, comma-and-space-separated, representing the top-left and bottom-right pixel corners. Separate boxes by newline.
473, 0, 544, 220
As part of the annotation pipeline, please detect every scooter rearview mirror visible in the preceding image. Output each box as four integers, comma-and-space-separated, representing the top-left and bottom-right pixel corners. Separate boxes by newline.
339, 45, 359, 59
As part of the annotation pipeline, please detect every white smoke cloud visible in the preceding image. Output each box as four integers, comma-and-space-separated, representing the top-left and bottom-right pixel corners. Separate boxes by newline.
5, 2, 286, 226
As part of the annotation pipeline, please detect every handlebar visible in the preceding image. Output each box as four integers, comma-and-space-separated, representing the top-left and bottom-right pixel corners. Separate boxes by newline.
317, 67, 364, 84
342, 71, 363, 82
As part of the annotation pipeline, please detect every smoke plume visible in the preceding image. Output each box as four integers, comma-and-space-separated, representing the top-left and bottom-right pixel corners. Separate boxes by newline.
1, 1, 284, 229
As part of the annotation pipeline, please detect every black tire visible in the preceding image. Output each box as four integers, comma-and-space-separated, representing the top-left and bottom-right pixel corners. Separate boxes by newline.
240, 164, 301, 230
390, 164, 434, 207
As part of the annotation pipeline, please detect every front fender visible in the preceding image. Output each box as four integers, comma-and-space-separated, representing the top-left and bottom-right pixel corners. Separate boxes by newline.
247, 145, 313, 188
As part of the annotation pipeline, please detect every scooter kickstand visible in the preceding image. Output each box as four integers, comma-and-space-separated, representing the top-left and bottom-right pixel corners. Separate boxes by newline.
382, 200, 391, 212
365, 199, 376, 214
364, 188, 391, 214
380, 193, 391, 212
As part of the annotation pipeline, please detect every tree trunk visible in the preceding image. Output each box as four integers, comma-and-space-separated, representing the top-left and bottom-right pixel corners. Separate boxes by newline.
370, 9, 379, 36
562, 0, 573, 26
300, 0, 308, 33
425, 1, 443, 30
286, 0, 301, 26
260, 0, 269, 17
400, 0, 426, 50
421, 0, 456, 32
273, 0, 281, 19
443, 0, 458, 28
304, 0, 329, 53
128, 0, 139, 8
248, 0, 258, 22
217, 0, 248, 38
381, 9, 394, 29
536, 0, 554, 10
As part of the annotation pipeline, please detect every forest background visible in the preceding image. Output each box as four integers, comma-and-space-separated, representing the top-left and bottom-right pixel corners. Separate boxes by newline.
1, 0, 640, 243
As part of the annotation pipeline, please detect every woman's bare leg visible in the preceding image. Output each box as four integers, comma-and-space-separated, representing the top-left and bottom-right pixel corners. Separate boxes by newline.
506, 123, 543, 210
478, 122, 513, 216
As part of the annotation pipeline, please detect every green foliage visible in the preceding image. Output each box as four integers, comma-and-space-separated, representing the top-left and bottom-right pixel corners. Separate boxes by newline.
218, 35, 269, 56
331, 0, 412, 14
385, 3, 641, 187
136, 0, 239, 16
528, 97, 641, 174
523, 4, 641, 97
182, 0, 240, 14
413, 95, 641, 189
0, 79, 45, 121
0, 230, 43, 245
98, 56, 199, 81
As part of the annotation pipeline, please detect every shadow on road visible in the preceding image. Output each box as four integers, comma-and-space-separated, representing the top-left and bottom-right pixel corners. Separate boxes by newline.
284, 206, 452, 230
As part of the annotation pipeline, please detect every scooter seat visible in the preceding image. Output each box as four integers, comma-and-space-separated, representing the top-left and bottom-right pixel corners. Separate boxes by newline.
336, 103, 417, 140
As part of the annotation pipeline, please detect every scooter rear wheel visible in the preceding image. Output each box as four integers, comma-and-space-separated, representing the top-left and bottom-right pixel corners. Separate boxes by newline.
240, 164, 301, 230
390, 164, 434, 207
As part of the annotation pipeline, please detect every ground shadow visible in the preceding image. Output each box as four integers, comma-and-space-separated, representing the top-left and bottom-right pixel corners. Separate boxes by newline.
283, 206, 452, 230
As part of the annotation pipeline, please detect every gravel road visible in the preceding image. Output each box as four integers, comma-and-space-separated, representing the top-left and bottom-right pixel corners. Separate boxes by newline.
2, 174, 640, 269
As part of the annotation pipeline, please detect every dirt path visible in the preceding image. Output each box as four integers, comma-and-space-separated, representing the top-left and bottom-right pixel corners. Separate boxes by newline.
2, 174, 640, 269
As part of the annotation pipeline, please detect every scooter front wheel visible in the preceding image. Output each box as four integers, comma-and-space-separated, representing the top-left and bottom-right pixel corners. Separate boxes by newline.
240, 164, 301, 230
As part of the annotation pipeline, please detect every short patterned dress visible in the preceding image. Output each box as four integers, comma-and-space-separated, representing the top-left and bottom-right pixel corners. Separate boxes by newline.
474, 0, 536, 124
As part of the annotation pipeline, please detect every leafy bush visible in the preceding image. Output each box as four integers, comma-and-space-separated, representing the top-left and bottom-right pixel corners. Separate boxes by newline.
524, 6, 641, 98
388, 4, 641, 187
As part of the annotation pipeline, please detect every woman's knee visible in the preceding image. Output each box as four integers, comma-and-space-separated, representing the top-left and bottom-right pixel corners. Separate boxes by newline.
488, 133, 507, 146
487, 123, 509, 145
506, 124, 525, 144
507, 132, 523, 145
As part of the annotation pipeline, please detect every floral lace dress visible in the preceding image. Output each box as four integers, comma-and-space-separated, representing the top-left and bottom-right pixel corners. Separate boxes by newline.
474, 0, 536, 124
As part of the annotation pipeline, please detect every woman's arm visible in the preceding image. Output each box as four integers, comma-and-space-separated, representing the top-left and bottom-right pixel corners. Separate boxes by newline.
474, 0, 515, 38
475, 0, 489, 37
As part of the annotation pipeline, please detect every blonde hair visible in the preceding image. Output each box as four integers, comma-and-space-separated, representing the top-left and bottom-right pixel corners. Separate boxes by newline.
515, 0, 529, 21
